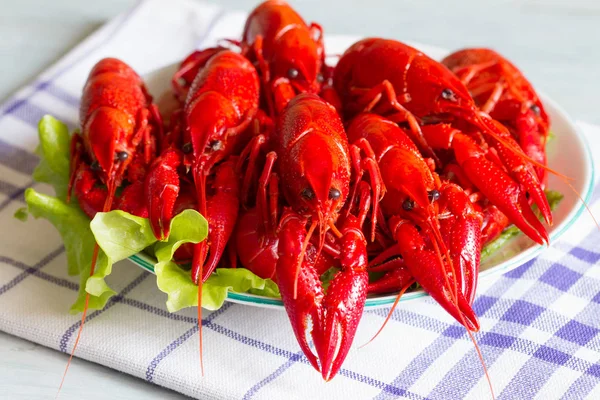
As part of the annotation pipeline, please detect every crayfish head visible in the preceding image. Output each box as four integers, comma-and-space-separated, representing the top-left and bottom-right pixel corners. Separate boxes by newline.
284, 133, 349, 244
272, 28, 323, 94
379, 146, 440, 221
408, 56, 479, 123
84, 106, 136, 186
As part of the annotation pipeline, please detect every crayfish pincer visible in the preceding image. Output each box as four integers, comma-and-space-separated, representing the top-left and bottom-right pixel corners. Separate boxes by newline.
277, 212, 369, 381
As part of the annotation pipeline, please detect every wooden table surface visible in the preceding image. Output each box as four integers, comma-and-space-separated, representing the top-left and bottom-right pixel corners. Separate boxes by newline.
1, 0, 599, 398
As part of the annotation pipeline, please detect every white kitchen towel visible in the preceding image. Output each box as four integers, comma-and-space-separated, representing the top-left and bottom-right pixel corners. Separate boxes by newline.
1, 0, 600, 399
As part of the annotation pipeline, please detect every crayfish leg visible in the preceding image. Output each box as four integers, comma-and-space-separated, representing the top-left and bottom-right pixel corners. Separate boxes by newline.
277, 212, 323, 372
437, 183, 483, 305
390, 218, 480, 331
144, 147, 182, 240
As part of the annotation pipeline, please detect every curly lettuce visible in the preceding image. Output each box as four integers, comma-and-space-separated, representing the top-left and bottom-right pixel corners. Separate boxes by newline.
153, 212, 279, 311
16, 115, 277, 313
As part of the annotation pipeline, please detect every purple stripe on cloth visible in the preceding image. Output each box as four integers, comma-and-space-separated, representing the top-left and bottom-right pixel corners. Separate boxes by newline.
556, 320, 599, 346
0, 180, 32, 211
501, 300, 545, 325
242, 351, 304, 400
504, 258, 536, 279
373, 336, 456, 400
8, 100, 77, 129
145, 302, 233, 382
205, 320, 428, 399
367, 307, 450, 334
561, 375, 599, 400
570, 246, 600, 264
0, 252, 77, 292
427, 289, 538, 400
0, 180, 26, 200
59, 272, 148, 352
0, 247, 65, 296
44, 84, 80, 107
119, 298, 196, 324
0, 139, 39, 175
145, 325, 198, 383
498, 356, 560, 399
539, 263, 583, 291
427, 346, 503, 400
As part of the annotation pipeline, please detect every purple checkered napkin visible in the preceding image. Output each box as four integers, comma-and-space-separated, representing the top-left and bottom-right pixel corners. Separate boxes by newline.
1, 0, 600, 399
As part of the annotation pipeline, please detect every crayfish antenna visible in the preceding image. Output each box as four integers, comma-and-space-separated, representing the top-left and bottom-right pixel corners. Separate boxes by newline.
58, 176, 118, 397
359, 282, 411, 349
429, 221, 495, 399
430, 227, 495, 399
465, 328, 495, 399
56, 245, 99, 399
565, 180, 600, 233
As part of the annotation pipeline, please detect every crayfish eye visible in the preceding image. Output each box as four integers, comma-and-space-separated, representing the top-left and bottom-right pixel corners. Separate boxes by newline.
328, 188, 341, 200
428, 189, 440, 202
301, 187, 315, 201
115, 151, 128, 161
402, 198, 415, 211
441, 88, 457, 102
182, 142, 193, 154
316, 73, 325, 84
287, 68, 300, 80
90, 161, 101, 171
209, 140, 222, 152
530, 104, 541, 116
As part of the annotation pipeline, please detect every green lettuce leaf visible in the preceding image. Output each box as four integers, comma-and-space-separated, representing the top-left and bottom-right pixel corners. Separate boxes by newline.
19, 114, 279, 315
33, 115, 71, 200
156, 263, 280, 312
17, 116, 118, 312
154, 211, 279, 312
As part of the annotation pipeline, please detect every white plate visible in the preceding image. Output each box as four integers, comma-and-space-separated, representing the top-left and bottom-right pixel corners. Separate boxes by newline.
130, 35, 595, 309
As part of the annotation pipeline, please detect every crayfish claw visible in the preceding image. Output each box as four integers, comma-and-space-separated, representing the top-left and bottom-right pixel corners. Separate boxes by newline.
317, 267, 369, 380
277, 213, 369, 380
392, 219, 480, 332
145, 148, 182, 240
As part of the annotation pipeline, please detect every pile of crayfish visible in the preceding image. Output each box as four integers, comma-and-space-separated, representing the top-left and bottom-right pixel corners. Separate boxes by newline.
68, 0, 553, 381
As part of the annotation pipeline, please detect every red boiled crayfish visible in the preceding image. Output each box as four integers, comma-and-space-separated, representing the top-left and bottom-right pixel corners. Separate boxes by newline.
61, 57, 163, 392
441, 48, 550, 186
172, 0, 339, 116
145, 50, 260, 284
334, 38, 552, 246
232, 94, 383, 380
68, 58, 162, 219
347, 114, 482, 328
241, 0, 329, 115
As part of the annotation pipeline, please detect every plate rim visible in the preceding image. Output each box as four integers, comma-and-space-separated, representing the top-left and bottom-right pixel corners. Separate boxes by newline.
130, 38, 596, 309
